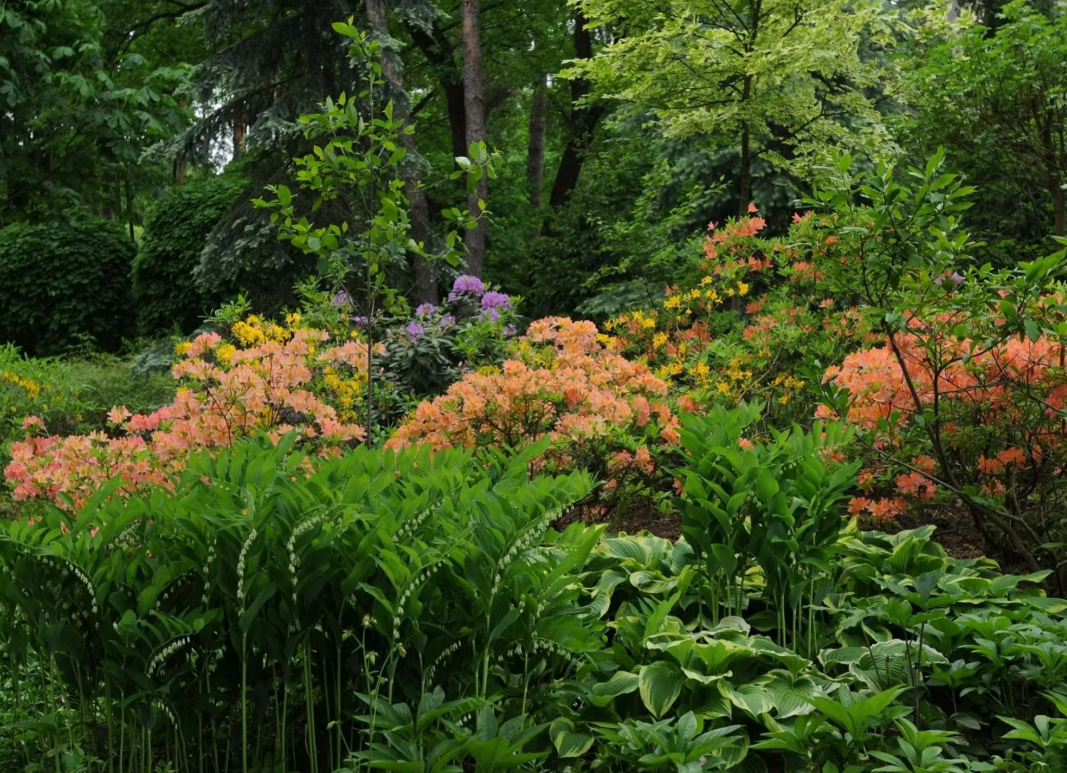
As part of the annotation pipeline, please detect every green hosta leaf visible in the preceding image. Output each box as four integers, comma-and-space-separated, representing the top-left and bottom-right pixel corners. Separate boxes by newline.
604, 538, 650, 564
592, 671, 640, 706
820, 646, 867, 666
549, 719, 595, 758
722, 680, 774, 718
639, 661, 685, 718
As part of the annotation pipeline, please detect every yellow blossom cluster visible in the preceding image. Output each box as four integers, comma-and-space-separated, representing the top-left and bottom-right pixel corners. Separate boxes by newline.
2, 371, 42, 400
322, 366, 368, 423
232, 315, 291, 348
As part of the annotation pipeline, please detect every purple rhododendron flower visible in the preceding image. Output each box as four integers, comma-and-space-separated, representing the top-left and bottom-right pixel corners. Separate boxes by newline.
441, 314, 456, 327
415, 303, 436, 317
482, 308, 501, 322
935, 270, 964, 288
406, 321, 425, 341
505, 324, 517, 337
480, 291, 511, 311
332, 292, 350, 306
449, 274, 486, 300
352, 316, 368, 327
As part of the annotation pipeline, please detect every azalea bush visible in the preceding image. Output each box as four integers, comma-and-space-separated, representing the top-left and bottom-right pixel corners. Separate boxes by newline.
806, 150, 1067, 586
603, 208, 874, 426
0, 345, 173, 463
5, 318, 374, 510
389, 316, 680, 516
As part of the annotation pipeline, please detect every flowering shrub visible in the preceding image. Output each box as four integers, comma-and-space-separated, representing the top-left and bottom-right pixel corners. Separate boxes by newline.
5, 319, 374, 509
804, 150, 1067, 584
0, 345, 176, 465
350, 275, 521, 416
822, 321, 1067, 524
603, 210, 873, 424
388, 317, 680, 513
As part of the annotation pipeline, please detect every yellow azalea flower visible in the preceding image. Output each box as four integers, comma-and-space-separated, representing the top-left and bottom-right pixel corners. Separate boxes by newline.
700, 275, 713, 286
174, 341, 192, 356
232, 321, 265, 346
779, 393, 792, 405
705, 289, 720, 303
664, 296, 682, 310
738, 281, 750, 296
596, 333, 611, 344
216, 344, 237, 364
725, 287, 735, 297
717, 382, 731, 395
642, 318, 656, 329
693, 361, 710, 379
652, 332, 668, 349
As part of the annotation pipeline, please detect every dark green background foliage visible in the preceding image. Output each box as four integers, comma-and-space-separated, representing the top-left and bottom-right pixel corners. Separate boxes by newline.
0, 218, 135, 356
133, 174, 247, 336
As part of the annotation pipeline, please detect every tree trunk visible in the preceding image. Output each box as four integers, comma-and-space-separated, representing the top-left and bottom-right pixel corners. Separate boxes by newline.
738, 75, 753, 217
1053, 181, 1066, 238
461, 0, 488, 277
365, 0, 438, 303
125, 179, 136, 243
738, 119, 752, 217
404, 20, 468, 161
444, 81, 468, 160
527, 74, 547, 209
233, 110, 246, 158
547, 10, 605, 210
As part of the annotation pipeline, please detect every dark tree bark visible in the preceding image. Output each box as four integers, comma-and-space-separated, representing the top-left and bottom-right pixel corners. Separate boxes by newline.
461, 0, 488, 277
233, 111, 246, 157
365, 0, 438, 303
1053, 182, 1066, 238
406, 20, 468, 160
738, 117, 752, 217
527, 74, 547, 209
547, 10, 606, 210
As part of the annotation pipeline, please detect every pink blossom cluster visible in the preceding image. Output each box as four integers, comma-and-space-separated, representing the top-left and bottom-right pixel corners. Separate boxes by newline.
5, 330, 370, 510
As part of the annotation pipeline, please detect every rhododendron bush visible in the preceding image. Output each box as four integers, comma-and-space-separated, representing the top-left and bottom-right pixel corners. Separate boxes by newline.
388, 317, 680, 512
5, 319, 375, 509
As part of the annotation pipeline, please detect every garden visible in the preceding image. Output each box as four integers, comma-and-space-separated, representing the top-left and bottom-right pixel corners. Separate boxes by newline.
4, 0, 1067, 771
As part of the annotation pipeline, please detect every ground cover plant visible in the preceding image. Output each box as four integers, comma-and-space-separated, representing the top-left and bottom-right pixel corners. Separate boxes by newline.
3, 415, 1067, 773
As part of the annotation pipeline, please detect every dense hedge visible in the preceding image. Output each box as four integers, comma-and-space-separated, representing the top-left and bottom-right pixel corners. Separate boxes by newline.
132, 174, 246, 335
0, 218, 135, 355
